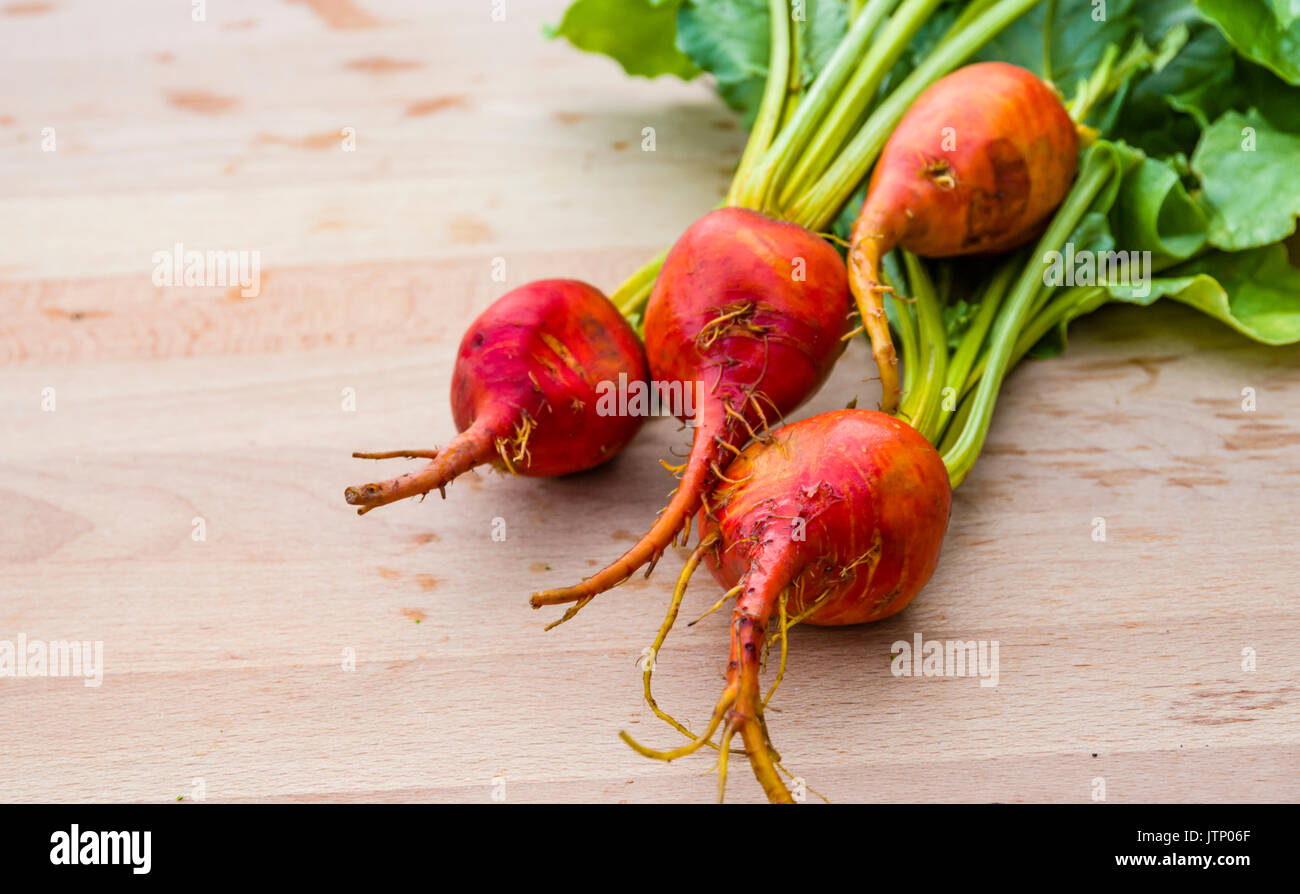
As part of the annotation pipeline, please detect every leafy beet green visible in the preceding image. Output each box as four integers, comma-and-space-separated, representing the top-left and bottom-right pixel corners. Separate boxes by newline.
1197, 0, 1300, 84
550, 0, 1300, 349
547, 0, 699, 79
1192, 109, 1300, 250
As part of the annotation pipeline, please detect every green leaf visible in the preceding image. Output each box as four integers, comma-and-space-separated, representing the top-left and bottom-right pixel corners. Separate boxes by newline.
1235, 59, 1300, 131
1109, 244, 1300, 344
676, 0, 768, 123
1136, 0, 1206, 43
1112, 155, 1208, 262
1108, 24, 1231, 157
1196, 0, 1300, 84
1191, 109, 1300, 249
1109, 22, 1300, 156
975, 0, 1140, 91
548, 0, 700, 80
1271, 0, 1300, 28
1146, 25, 1239, 128
1063, 211, 1119, 262
676, 0, 849, 127
796, 0, 851, 93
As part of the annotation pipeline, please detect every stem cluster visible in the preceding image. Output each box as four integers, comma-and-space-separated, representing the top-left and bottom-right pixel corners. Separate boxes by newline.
606, 0, 1157, 488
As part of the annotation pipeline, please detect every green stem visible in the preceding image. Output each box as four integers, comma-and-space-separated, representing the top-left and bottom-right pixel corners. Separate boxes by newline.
776, 0, 942, 212
938, 0, 1004, 40
1042, 0, 1057, 81
729, 0, 793, 207
788, 0, 1045, 231
930, 259, 1016, 443
1091, 76, 1132, 136
900, 252, 948, 443
612, 0, 1043, 348
742, 0, 898, 212
1011, 285, 1107, 364
959, 241, 1196, 400
936, 390, 975, 456
776, 0, 1003, 212
882, 262, 919, 407
940, 150, 1118, 488
958, 283, 1094, 400
612, 249, 668, 322
778, 16, 803, 132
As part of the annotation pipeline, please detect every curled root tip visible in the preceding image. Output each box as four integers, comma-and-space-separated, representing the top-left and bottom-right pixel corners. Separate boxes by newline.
624, 690, 735, 762
619, 730, 682, 762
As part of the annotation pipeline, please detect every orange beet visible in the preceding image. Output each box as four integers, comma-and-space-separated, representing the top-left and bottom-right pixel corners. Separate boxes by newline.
531, 208, 851, 625
704, 408, 950, 626
624, 409, 951, 802
344, 279, 648, 514
849, 62, 1079, 412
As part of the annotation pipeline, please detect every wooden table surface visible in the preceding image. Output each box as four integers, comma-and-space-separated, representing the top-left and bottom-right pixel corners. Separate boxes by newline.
3, 0, 1297, 804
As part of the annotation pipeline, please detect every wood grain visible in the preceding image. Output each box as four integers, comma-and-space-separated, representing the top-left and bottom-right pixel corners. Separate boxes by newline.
1, 0, 1297, 804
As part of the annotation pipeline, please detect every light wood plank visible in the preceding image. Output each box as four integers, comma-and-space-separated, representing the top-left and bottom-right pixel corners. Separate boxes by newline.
2, 0, 1297, 803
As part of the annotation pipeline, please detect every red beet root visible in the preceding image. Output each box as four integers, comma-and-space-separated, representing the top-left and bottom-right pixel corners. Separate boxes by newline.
530, 208, 851, 624
624, 409, 951, 802
345, 279, 648, 514
849, 62, 1079, 412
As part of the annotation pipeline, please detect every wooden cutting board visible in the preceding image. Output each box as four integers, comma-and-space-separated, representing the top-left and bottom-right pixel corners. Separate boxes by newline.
2, 0, 1297, 804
